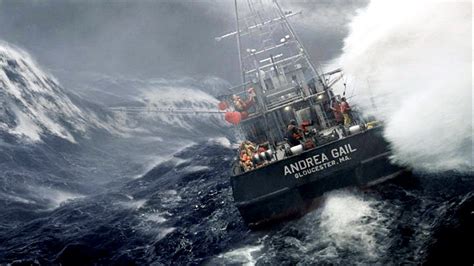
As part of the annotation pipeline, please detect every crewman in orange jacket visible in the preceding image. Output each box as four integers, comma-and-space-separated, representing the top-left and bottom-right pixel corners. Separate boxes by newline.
340, 97, 352, 126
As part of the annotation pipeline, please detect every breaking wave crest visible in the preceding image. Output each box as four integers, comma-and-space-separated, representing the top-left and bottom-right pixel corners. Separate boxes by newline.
337, 0, 472, 173
60, 72, 232, 136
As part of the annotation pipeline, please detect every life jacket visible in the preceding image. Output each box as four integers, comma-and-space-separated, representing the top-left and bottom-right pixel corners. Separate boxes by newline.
234, 99, 246, 112
234, 97, 255, 112
332, 103, 342, 121
240, 153, 251, 162
340, 101, 351, 114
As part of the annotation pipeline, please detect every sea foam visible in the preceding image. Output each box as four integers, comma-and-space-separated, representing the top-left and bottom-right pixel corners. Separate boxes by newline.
336, 0, 472, 173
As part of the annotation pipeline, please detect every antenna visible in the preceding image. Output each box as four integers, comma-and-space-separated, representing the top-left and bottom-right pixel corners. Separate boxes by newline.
273, 0, 319, 79
234, 0, 245, 84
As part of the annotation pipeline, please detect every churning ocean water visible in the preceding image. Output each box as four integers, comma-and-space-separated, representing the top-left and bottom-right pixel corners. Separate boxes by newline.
0, 134, 472, 265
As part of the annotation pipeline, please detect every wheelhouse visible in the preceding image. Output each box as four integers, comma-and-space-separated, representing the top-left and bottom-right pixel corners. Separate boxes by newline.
216, 0, 359, 171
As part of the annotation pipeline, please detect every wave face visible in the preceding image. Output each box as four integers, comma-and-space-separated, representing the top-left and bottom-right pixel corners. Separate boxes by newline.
337, 0, 472, 173
0, 43, 120, 143
0, 42, 234, 227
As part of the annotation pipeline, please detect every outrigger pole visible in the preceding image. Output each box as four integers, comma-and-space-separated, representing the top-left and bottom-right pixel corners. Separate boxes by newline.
215, 10, 302, 42
108, 107, 224, 115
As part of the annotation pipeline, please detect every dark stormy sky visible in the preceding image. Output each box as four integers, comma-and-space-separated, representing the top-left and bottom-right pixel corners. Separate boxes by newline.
0, 0, 367, 84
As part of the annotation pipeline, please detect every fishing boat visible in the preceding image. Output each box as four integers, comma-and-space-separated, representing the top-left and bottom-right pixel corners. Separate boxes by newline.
215, 0, 403, 227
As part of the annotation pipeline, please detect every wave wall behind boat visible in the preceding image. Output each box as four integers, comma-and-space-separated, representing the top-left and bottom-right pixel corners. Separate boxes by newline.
336, 0, 472, 173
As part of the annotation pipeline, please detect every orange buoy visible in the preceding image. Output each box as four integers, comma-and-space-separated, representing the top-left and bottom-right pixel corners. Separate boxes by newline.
218, 101, 228, 110
224, 111, 242, 125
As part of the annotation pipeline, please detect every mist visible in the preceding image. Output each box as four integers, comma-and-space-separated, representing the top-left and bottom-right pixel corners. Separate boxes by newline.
337, 0, 472, 173
0, 0, 366, 86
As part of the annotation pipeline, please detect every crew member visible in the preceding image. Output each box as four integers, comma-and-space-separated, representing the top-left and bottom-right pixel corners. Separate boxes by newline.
232, 95, 246, 112
330, 98, 343, 125
286, 119, 303, 147
239, 150, 253, 171
239, 141, 256, 171
340, 97, 352, 126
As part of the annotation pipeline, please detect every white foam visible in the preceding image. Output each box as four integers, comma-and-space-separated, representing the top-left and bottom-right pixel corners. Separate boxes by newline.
216, 245, 264, 266
142, 85, 218, 107
131, 141, 196, 179
159, 190, 182, 206
121, 199, 147, 210
181, 165, 210, 173
0, 192, 36, 205
11, 108, 42, 141
33, 187, 85, 209
319, 191, 386, 258
158, 227, 176, 239
209, 137, 232, 148
135, 211, 175, 240
139, 85, 222, 131
143, 212, 167, 224
336, 0, 472, 173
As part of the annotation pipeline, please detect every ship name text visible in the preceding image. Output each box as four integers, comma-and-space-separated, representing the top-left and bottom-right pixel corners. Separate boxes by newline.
283, 144, 358, 179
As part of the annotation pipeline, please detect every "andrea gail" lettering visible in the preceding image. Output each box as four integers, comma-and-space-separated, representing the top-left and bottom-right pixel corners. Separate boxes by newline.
283, 144, 357, 177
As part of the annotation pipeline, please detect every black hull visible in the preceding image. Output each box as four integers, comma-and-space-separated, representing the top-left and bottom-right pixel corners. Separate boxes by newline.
231, 126, 402, 227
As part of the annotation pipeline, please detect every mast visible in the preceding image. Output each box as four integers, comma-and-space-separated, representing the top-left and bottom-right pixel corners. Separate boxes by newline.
234, 0, 245, 84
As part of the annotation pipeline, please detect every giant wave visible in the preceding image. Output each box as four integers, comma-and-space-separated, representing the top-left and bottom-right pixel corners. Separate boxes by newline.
0, 42, 121, 143
336, 0, 472, 173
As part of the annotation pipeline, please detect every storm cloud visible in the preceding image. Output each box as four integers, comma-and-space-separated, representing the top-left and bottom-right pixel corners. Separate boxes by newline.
0, 0, 367, 85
